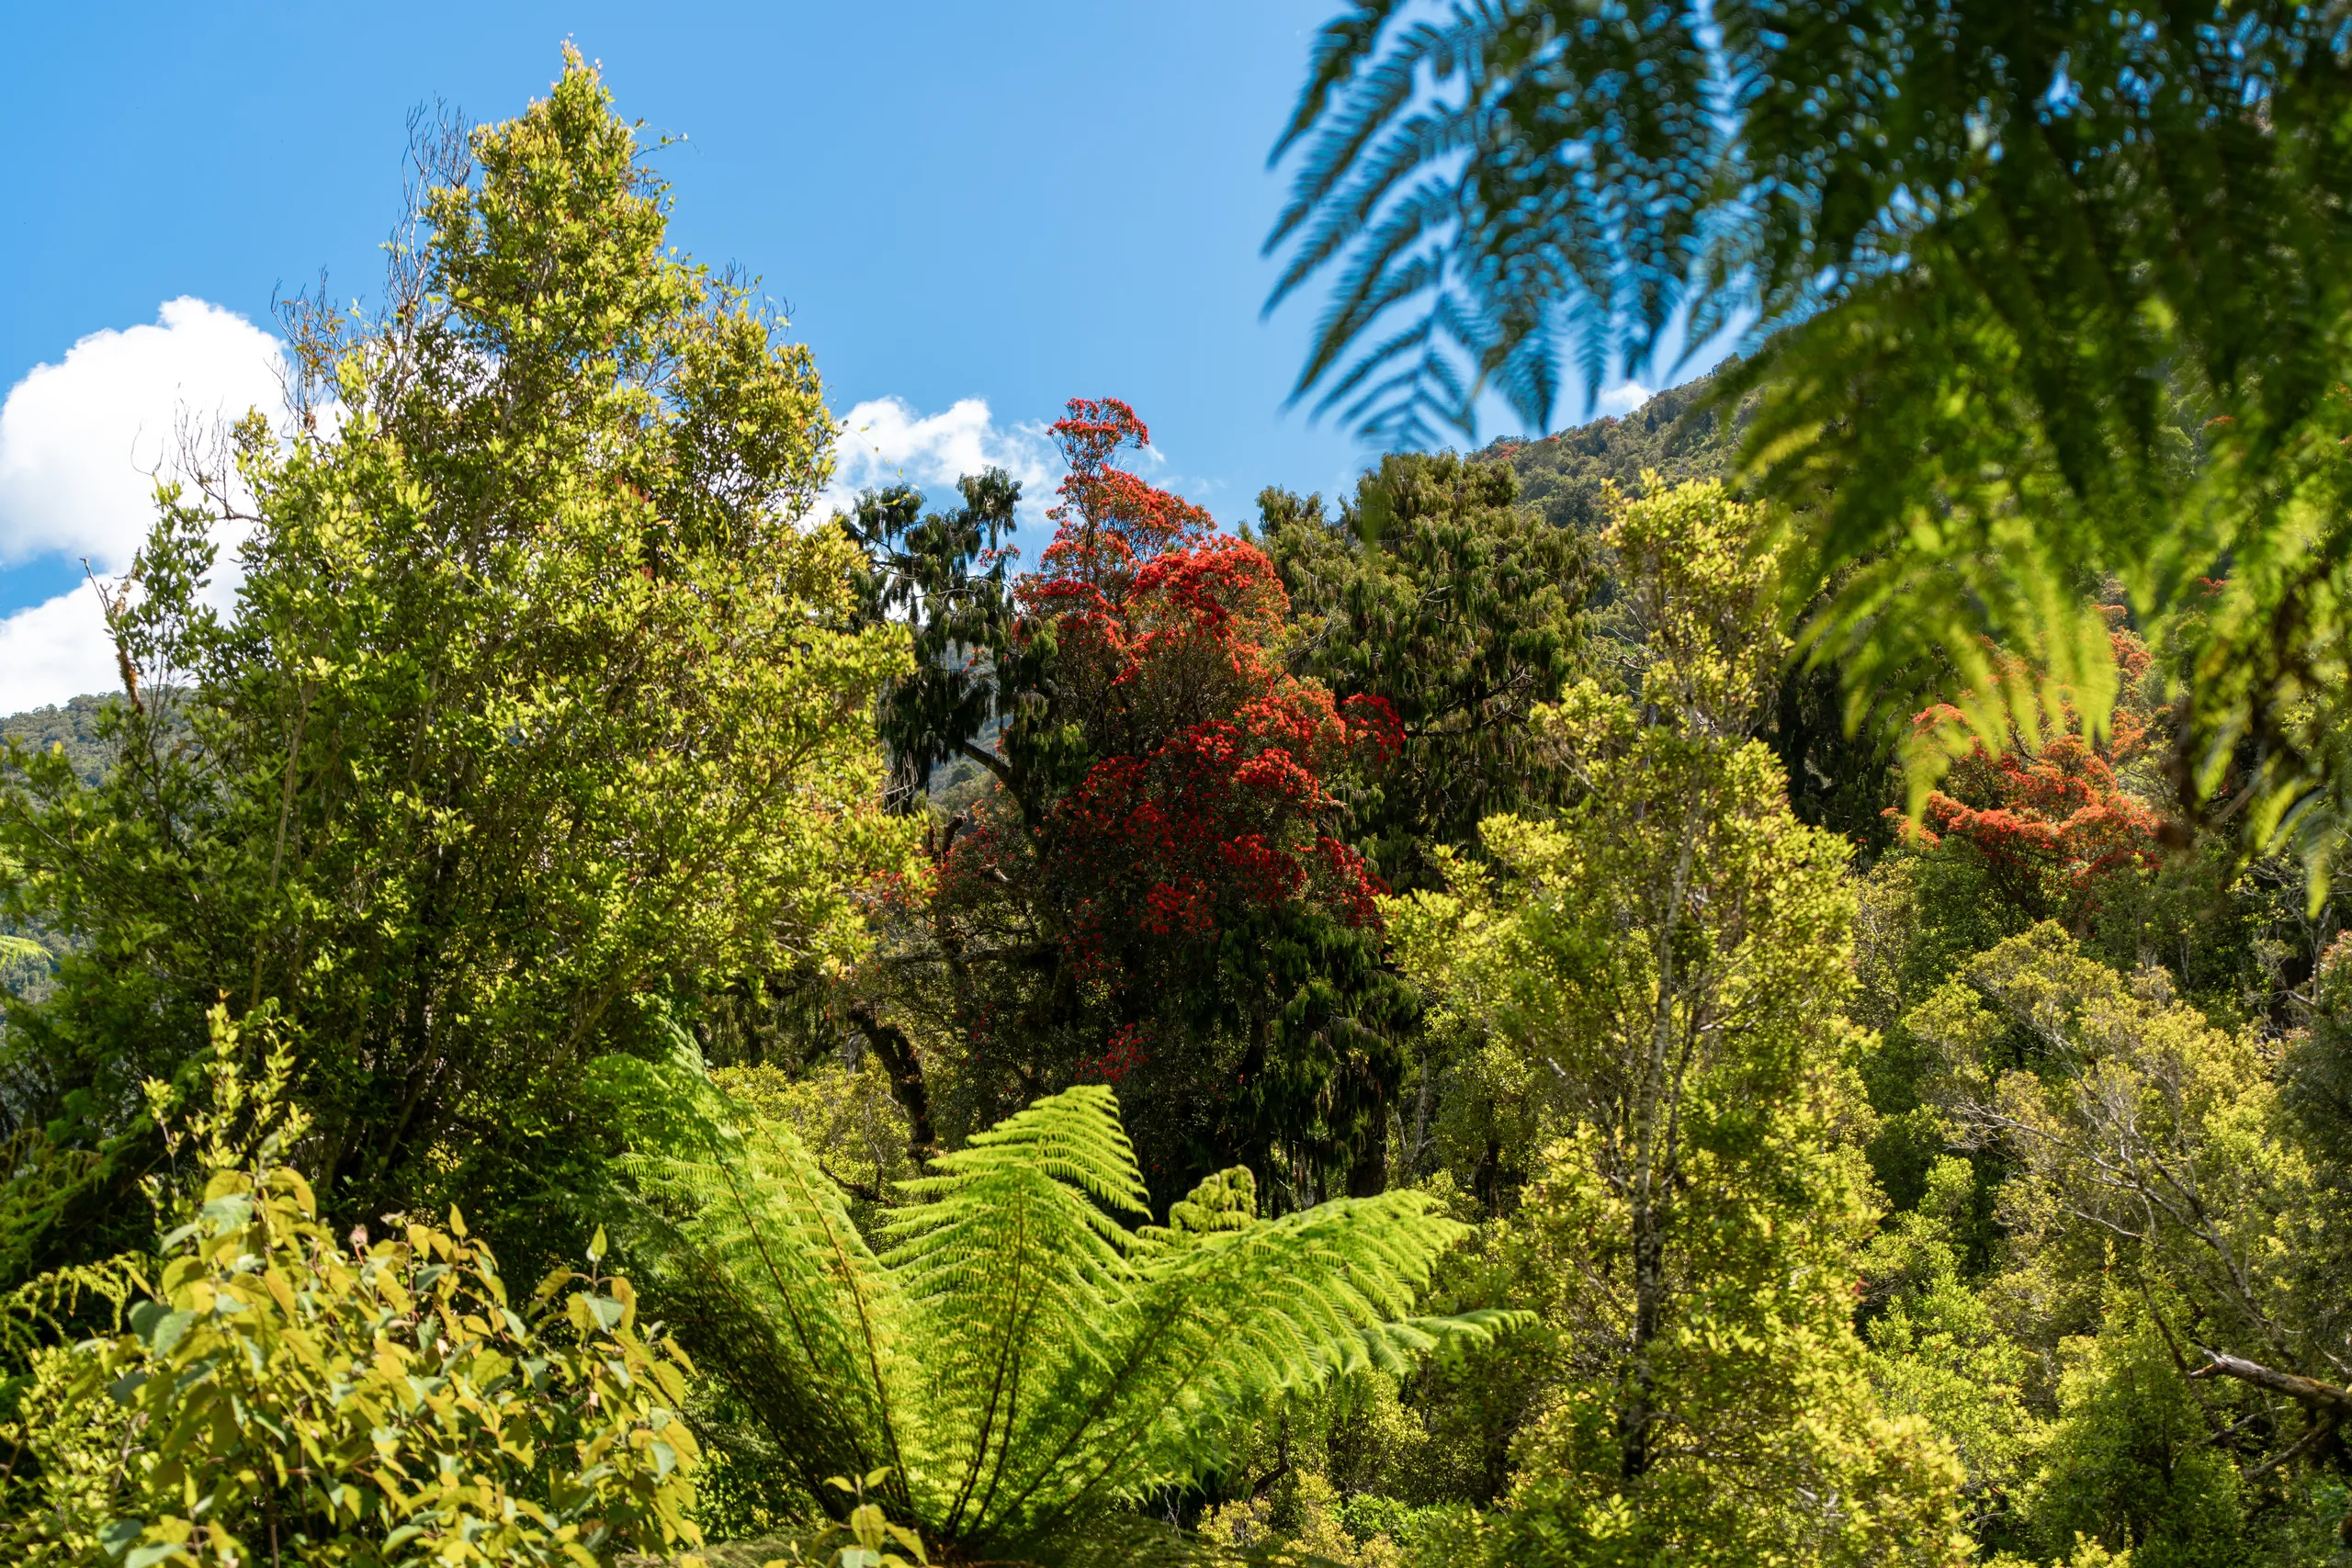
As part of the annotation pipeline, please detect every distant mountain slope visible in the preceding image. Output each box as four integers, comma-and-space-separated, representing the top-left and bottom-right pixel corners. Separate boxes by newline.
1487, 368, 1744, 533
1, 694, 119, 789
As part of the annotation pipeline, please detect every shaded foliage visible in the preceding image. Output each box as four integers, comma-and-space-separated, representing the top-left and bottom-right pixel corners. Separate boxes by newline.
1252, 450, 1587, 894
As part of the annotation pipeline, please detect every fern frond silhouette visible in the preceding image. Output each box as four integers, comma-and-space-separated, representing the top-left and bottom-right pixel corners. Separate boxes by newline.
592, 1040, 1516, 1564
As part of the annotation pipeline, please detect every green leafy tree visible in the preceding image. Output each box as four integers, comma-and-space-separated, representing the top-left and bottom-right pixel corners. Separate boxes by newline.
0, 53, 912, 1242
1387, 480, 1970, 1565
588, 1038, 1517, 1567
1487, 405, 1908, 851
0, 697, 119, 791
1861, 1156, 2047, 1552
1905, 923, 2352, 1500
2025, 1285, 2249, 1568
1272, 0, 2352, 871
2281, 933, 2352, 1415
1251, 450, 1588, 895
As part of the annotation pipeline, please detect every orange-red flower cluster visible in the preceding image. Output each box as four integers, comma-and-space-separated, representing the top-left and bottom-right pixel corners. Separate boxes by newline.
1028, 398, 1215, 598
1006, 400, 1392, 965
1899, 629, 2165, 928
1076, 1021, 1154, 1085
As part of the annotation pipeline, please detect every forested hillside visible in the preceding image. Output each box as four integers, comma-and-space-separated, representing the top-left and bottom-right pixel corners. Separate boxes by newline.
1487, 372, 1743, 533
0, 696, 117, 790
0, 40, 2346, 1568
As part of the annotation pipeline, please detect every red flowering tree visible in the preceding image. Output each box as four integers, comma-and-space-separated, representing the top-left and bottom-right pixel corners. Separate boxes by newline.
1897, 626, 2165, 932
853, 400, 1408, 1204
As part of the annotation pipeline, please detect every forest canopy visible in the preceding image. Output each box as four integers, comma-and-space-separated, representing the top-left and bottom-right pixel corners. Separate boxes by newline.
0, 28, 2347, 1568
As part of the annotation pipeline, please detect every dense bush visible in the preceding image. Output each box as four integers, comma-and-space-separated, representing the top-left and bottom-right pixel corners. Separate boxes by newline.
0, 1010, 703, 1566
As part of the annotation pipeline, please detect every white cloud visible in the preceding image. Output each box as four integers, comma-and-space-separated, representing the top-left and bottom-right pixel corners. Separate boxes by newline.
822, 397, 1061, 528
0, 581, 123, 714
0, 299, 285, 714
1596, 380, 1655, 418
0, 298, 285, 570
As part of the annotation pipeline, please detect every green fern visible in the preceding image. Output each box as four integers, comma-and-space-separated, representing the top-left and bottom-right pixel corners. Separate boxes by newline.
1270, 0, 2352, 880
592, 1041, 1516, 1564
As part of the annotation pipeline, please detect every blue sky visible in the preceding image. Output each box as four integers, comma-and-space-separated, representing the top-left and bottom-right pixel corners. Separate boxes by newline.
0, 2, 1695, 710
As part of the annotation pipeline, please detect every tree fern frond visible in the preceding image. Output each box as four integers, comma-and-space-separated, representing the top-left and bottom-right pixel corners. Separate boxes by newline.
588, 1037, 918, 1506
1271, 10, 1474, 233
879, 1087, 1147, 1538
989, 1175, 1508, 1546
1271, 107, 1472, 316
596, 1081, 1518, 1563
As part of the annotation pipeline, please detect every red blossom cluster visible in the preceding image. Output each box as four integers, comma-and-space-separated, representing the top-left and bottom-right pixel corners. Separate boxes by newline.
1075, 1022, 1154, 1085
1003, 399, 1394, 965
1899, 628, 2165, 928
905, 399, 1398, 1106
1340, 692, 1406, 763
1056, 686, 1387, 963
1028, 398, 1215, 601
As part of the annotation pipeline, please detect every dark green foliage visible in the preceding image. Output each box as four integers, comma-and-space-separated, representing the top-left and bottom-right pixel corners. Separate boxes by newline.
2279, 937, 2352, 1393
1252, 451, 1587, 892
0, 937, 51, 999
844, 470, 1021, 811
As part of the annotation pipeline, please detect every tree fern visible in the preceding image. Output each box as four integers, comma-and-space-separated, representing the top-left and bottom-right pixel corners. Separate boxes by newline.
592, 1041, 1515, 1563
592, 1047, 917, 1506
1272, 0, 2352, 879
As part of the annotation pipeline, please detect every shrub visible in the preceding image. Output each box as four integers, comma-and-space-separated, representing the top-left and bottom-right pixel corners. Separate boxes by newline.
0, 1007, 705, 1567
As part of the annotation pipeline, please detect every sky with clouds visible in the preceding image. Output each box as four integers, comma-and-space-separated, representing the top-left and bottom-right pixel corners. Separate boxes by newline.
0, 2, 1727, 714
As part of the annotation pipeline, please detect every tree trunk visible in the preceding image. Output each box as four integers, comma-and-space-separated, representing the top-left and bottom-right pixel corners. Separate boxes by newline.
1620, 1194, 1665, 1481
1345, 1129, 1387, 1197
845, 1003, 938, 1163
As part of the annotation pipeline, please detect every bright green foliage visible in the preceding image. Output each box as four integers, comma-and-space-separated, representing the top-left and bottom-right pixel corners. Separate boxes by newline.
1252, 451, 1587, 895
2025, 1287, 2247, 1568
0, 52, 912, 1232
1862, 1157, 2046, 1547
1199, 1468, 1407, 1567
1272, 0, 2352, 872
809, 1470, 931, 1568
0, 935, 50, 1002
591, 1040, 1517, 1565
1484, 396, 1910, 850
1386, 480, 1970, 1566
709, 1060, 914, 1217
1905, 925, 2319, 1372
0, 1007, 703, 1566
1878, 922, 2352, 1556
